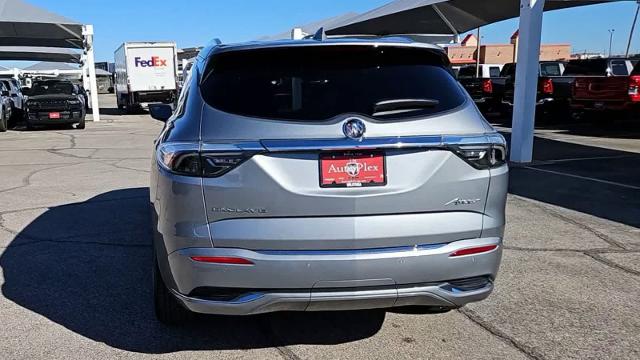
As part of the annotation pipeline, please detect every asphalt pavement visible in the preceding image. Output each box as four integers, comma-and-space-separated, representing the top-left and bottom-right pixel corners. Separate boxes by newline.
0, 95, 638, 359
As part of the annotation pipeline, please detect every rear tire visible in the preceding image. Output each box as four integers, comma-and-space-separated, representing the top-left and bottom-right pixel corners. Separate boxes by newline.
153, 256, 190, 325
0, 109, 7, 132
76, 116, 86, 130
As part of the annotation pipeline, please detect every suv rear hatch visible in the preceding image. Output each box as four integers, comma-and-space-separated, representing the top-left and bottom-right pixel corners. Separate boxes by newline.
197, 44, 500, 250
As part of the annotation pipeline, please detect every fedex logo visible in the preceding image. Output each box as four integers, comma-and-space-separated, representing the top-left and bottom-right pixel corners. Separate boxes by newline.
134, 56, 168, 67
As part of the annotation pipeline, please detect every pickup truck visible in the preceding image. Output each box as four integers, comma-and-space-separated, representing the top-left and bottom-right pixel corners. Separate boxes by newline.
490, 61, 570, 120
456, 64, 503, 112
564, 58, 638, 114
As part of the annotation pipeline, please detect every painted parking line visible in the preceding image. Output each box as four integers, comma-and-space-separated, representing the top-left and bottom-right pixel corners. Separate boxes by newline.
522, 166, 640, 191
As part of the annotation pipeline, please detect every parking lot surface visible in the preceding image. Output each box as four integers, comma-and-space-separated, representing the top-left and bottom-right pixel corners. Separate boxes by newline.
0, 95, 639, 359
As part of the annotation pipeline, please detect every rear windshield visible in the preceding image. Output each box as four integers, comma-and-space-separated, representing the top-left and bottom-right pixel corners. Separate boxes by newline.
500, 63, 516, 77
563, 59, 607, 76
201, 45, 466, 121
540, 62, 562, 76
31, 82, 75, 96
457, 66, 477, 78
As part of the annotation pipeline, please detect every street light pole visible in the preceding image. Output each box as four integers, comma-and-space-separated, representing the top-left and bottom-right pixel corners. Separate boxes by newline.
626, 2, 640, 57
608, 29, 615, 57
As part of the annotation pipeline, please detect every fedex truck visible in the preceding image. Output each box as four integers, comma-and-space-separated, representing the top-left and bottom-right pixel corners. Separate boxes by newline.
114, 42, 178, 112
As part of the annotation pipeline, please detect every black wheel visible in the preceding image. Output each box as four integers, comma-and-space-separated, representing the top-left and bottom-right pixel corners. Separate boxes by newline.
153, 256, 190, 325
76, 116, 86, 130
0, 109, 7, 132
26, 120, 35, 131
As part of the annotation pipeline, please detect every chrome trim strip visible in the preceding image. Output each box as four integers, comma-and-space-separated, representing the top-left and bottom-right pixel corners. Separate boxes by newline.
257, 242, 448, 256
261, 133, 503, 152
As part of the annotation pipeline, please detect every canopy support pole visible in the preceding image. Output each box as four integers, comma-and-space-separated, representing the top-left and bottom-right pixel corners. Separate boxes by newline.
510, 0, 545, 163
82, 25, 100, 122
432, 5, 459, 43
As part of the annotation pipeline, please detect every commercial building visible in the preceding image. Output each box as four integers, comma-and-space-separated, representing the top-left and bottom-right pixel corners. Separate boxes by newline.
446, 30, 570, 65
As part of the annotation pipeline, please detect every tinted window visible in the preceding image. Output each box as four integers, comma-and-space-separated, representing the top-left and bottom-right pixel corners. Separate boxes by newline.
540, 63, 562, 76
563, 59, 607, 76
201, 46, 466, 121
610, 60, 629, 76
31, 82, 75, 96
500, 63, 516, 77
489, 67, 501, 78
457, 66, 477, 78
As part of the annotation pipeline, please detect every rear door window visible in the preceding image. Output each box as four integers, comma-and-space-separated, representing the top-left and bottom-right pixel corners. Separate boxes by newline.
609, 60, 629, 76
201, 45, 467, 121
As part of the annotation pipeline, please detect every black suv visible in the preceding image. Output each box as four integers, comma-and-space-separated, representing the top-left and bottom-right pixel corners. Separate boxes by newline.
24, 80, 86, 130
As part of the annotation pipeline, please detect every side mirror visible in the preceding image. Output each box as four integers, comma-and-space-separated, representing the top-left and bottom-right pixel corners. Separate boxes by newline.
149, 104, 173, 122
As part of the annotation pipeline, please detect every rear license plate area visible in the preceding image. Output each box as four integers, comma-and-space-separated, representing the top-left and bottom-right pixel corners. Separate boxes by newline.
319, 151, 386, 188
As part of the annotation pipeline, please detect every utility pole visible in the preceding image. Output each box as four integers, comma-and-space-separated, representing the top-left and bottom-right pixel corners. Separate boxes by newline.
608, 29, 615, 57
626, 2, 640, 57
475, 27, 481, 78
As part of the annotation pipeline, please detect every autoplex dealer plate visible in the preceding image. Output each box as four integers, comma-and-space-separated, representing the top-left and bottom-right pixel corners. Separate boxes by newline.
319, 151, 386, 188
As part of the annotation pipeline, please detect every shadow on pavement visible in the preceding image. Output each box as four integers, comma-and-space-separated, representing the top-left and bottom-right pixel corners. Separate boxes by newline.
0, 188, 385, 353
504, 133, 640, 228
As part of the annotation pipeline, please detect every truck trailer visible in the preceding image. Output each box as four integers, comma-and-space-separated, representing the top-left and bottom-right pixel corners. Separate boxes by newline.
114, 42, 178, 112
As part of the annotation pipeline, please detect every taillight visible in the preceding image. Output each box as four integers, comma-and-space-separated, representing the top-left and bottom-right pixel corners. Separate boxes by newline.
482, 79, 493, 94
156, 142, 262, 177
190, 256, 254, 265
541, 78, 554, 95
629, 75, 640, 102
450, 245, 498, 257
449, 134, 508, 170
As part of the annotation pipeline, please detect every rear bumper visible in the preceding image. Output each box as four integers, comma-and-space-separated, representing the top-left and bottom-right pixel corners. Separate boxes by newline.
164, 237, 502, 315
570, 100, 632, 112
26, 110, 84, 124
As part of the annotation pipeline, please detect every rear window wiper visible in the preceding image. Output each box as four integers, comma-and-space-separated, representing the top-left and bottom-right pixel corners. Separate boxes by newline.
372, 98, 440, 116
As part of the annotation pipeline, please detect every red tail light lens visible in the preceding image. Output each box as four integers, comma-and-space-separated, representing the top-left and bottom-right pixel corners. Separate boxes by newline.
629, 75, 640, 102
190, 256, 254, 265
450, 245, 498, 257
541, 78, 554, 95
482, 79, 493, 94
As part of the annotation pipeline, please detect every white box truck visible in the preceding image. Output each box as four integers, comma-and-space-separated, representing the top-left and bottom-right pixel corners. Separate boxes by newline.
114, 42, 178, 112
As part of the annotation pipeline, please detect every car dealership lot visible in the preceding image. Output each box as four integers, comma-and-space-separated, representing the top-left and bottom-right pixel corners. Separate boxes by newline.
0, 95, 638, 359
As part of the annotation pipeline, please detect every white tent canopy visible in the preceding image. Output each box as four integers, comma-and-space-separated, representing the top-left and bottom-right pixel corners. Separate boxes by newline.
0, 0, 99, 121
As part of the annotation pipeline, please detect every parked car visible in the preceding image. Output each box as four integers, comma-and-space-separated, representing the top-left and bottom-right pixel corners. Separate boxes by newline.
24, 80, 86, 130
563, 58, 637, 115
456, 64, 504, 112
0, 78, 24, 122
0, 82, 13, 132
148, 38, 508, 324
490, 61, 569, 120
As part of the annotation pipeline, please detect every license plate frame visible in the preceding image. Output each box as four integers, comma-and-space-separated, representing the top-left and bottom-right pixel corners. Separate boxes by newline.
48, 112, 61, 119
319, 151, 387, 188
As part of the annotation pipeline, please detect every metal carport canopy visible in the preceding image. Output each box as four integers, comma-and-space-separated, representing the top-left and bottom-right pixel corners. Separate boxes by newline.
326, 0, 628, 163
0, 0, 99, 121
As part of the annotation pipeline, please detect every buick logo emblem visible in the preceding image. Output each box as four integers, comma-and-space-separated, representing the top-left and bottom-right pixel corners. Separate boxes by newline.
342, 118, 366, 140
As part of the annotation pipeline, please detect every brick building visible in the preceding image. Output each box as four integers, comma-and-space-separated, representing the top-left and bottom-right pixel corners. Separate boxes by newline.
446, 31, 570, 65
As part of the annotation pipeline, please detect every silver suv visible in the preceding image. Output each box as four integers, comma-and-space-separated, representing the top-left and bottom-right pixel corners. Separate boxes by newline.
149, 38, 508, 324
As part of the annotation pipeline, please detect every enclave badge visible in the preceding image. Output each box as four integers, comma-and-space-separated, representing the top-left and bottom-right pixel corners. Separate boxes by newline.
342, 118, 366, 140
